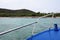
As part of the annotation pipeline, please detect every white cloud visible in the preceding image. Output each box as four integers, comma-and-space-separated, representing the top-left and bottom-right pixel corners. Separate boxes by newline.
0, 0, 17, 3
0, 0, 60, 12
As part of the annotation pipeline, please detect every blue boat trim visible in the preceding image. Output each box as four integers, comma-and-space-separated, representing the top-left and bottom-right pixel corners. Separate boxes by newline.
27, 28, 60, 40
54, 24, 59, 31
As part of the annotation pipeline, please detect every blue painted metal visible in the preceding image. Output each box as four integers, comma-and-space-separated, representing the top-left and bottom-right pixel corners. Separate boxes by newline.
54, 24, 59, 31
27, 24, 60, 40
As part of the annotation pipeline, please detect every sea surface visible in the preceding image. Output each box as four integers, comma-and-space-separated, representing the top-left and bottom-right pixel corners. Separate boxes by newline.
0, 17, 60, 40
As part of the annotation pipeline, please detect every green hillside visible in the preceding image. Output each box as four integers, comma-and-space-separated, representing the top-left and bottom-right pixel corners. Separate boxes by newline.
0, 8, 60, 17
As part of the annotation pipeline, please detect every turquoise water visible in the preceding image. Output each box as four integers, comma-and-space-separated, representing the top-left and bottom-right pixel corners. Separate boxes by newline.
0, 17, 60, 40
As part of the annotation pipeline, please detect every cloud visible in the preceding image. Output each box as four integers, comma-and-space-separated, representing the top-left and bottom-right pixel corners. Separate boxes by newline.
0, 0, 60, 12
0, 0, 17, 3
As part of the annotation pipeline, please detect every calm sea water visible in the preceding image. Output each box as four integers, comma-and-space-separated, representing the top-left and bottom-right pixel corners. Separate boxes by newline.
0, 17, 60, 40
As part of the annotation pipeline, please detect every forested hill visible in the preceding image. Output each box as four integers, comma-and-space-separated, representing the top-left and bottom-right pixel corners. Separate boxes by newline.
0, 8, 60, 17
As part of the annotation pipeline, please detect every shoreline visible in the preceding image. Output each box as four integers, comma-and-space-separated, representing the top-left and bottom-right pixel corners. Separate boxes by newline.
0, 16, 60, 18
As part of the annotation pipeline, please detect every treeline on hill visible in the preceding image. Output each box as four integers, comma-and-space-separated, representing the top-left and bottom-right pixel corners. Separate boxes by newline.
0, 8, 60, 17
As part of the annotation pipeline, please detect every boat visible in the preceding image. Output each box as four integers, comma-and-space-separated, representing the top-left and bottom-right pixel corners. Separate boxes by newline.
27, 14, 60, 40
27, 24, 60, 40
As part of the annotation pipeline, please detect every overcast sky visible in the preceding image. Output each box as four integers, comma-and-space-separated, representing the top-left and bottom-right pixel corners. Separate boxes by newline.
0, 0, 60, 13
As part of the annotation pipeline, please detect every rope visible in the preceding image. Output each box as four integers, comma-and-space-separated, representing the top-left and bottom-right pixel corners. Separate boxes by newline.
32, 23, 36, 35
31, 13, 54, 35
0, 22, 37, 36
0, 13, 54, 36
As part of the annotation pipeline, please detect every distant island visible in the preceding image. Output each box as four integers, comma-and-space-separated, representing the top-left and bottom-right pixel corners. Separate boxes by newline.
0, 8, 60, 17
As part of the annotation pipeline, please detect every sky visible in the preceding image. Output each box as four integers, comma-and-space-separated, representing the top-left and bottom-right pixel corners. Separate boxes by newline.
0, 0, 60, 13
